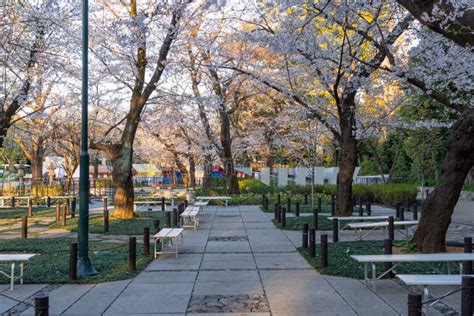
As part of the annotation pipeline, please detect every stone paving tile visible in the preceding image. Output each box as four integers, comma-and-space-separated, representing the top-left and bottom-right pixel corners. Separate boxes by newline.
145, 253, 203, 271
210, 222, 245, 230
197, 270, 260, 282
209, 229, 247, 237
193, 281, 264, 295
122, 282, 194, 296
201, 253, 256, 270
188, 313, 270, 316
205, 240, 252, 253
254, 253, 310, 270
104, 294, 191, 314
134, 271, 197, 283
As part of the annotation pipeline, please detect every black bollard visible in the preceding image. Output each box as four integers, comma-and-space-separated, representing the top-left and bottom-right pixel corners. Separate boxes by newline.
21, 216, 27, 239
46, 196, 51, 208
304, 194, 308, 205
35, 295, 49, 316
143, 227, 150, 256
274, 204, 279, 221
287, 197, 291, 213
461, 276, 473, 316
71, 197, 76, 218
103, 207, 109, 233
277, 193, 281, 205
366, 201, 371, 216
309, 228, 316, 257
407, 293, 422, 316
277, 205, 282, 224
262, 194, 266, 206
11, 196, 15, 208
166, 212, 171, 228
69, 242, 77, 281
358, 204, 363, 217
388, 216, 395, 241
27, 199, 33, 216
153, 219, 160, 233
332, 218, 339, 242
62, 206, 67, 226
295, 202, 300, 217
161, 197, 166, 211
302, 223, 309, 249
318, 197, 322, 213
412, 204, 418, 221
396, 202, 401, 219
313, 208, 319, 230
384, 239, 393, 278
128, 237, 136, 272
320, 234, 328, 267
281, 207, 286, 227
173, 208, 178, 227
359, 196, 363, 210
184, 199, 189, 208
464, 237, 472, 274
331, 195, 335, 216
400, 207, 405, 221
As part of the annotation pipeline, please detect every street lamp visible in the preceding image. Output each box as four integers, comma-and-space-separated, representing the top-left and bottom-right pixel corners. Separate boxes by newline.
77, 0, 97, 278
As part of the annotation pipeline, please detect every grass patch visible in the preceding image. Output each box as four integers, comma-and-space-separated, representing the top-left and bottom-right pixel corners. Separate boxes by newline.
299, 240, 462, 279
272, 216, 333, 231
49, 211, 167, 235
0, 238, 152, 284
0, 207, 55, 220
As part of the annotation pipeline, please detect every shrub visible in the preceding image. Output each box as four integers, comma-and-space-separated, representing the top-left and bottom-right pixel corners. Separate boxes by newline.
238, 179, 270, 194
353, 184, 418, 207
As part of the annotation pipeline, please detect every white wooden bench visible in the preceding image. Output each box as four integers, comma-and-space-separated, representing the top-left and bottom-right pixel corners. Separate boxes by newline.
196, 196, 231, 207
134, 200, 163, 212
194, 201, 209, 207
153, 228, 184, 258
351, 253, 474, 290
180, 206, 200, 230
327, 216, 389, 231
0, 254, 37, 290
347, 220, 419, 239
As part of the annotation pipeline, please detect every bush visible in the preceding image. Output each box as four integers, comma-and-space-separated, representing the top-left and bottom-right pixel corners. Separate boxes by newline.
238, 179, 270, 194
353, 184, 418, 207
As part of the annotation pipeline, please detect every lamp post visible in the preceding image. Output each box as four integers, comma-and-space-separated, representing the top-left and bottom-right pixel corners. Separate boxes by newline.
77, 0, 96, 278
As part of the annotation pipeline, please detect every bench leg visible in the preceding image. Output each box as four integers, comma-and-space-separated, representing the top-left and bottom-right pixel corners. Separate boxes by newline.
364, 263, 368, 285
20, 262, 24, 284
371, 263, 376, 291
10, 263, 15, 291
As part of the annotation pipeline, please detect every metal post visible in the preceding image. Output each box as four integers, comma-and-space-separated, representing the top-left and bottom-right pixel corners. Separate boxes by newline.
273, 204, 278, 221
287, 197, 291, 213
320, 234, 328, 267
413, 203, 418, 221
302, 223, 308, 249
166, 212, 171, 228
46, 196, 51, 208
35, 295, 49, 316
367, 201, 371, 216
388, 216, 395, 241
103, 197, 108, 212
277, 205, 281, 224
464, 237, 472, 274
71, 197, 76, 218
55, 204, 60, 223
295, 202, 300, 217
281, 207, 286, 227
69, 242, 78, 281
309, 228, 315, 257
173, 208, 178, 227
128, 237, 136, 272
331, 195, 335, 216
277, 193, 281, 205
27, 199, 33, 217
143, 227, 150, 256
77, 0, 96, 278
304, 194, 308, 205
161, 197, 165, 211
318, 197, 322, 213
407, 293, 422, 316
332, 218, 339, 242
11, 196, 15, 208
104, 208, 109, 234
384, 239, 393, 278
461, 276, 473, 315
396, 202, 401, 219
313, 208, 318, 230
400, 207, 405, 221
21, 216, 27, 239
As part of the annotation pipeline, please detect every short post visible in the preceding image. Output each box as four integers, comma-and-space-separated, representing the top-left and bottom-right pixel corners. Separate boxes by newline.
55, 204, 60, 223
262, 194, 266, 206
11, 196, 15, 208
62, 205, 67, 226
143, 227, 150, 256
184, 199, 188, 208
407, 293, 422, 316
330, 195, 335, 216
35, 295, 49, 316
332, 218, 339, 242
400, 207, 405, 221
358, 204, 363, 217
161, 197, 166, 211
287, 197, 291, 213
412, 203, 418, 221
165, 212, 171, 228
302, 223, 309, 249
46, 196, 51, 208
281, 207, 286, 227
384, 239, 393, 278
21, 216, 27, 239
388, 216, 395, 241
366, 201, 371, 216
309, 228, 316, 257
396, 202, 401, 219
103, 207, 109, 233
71, 197, 76, 218
128, 237, 136, 273
277, 193, 281, 205
173, 208, 178, 227
320, 234, 328, 267
295, 202, 300, 217
153, 219, 160, 233
273, 204, 279, 221
69, 242, 77, 281
277, 205, 282, 224
27, 199, 33, 217
461, 276, 473, 316
464, 237, 472, 274
103, 197, 108, 212
318, 197, 322, 213
313, 208, 318, 230
304, 194, 308, 205
359, 196, 363, 210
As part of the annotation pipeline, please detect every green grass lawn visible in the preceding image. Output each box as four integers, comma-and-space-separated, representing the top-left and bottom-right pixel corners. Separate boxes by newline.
299, 240, 462, 279
272, 215, 333, 231
49, 211, 168, 235
0, 207, 55, 220
0, 238, 153, 284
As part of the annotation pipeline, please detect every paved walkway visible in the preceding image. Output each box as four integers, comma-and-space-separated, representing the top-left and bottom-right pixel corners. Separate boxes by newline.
1, 205, 462, 315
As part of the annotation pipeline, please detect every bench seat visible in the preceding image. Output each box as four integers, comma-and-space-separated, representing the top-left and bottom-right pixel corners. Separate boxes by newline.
153, 228, 184, 258
0, 254, 37, 290
180, 206, 201, 229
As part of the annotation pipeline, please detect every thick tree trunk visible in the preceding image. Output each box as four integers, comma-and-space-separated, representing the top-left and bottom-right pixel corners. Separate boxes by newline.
335, 102, 357, 216
413, 108, 474, 252
188, 155, 196, 189
111, 146, 134, 219
202, 151, 212, 188
219, 109, 240, 194
30, 148, 43, 180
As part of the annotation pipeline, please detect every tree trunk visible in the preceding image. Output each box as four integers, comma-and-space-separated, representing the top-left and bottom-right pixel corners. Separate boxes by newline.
219, 109, 240, 194
413, 108, 474, 252
188, 154, 196, 189
30, 146, 43, 180
111, 146, 134, 219
335, 102, 357, 216
202, 151, 212, 188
